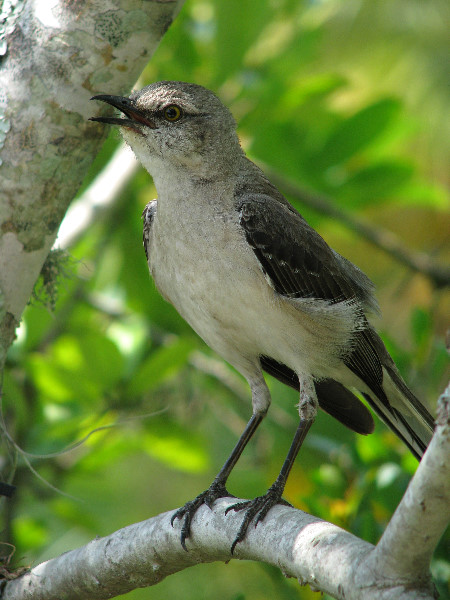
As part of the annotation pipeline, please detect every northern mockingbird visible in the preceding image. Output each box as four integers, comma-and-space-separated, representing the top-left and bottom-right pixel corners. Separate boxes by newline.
91, 81, 434, 552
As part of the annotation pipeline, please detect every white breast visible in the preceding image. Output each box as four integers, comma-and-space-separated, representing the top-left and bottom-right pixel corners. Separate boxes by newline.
145, 190, 359, 381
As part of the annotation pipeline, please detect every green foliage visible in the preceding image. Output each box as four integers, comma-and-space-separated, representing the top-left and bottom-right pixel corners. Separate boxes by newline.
128, 338, 194, 396
2, 1, 449, 598
310, 98, 402, 170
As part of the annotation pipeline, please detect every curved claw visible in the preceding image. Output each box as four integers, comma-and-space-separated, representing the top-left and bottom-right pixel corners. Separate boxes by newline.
171, 482, 233, 551
227, 489, 292, 554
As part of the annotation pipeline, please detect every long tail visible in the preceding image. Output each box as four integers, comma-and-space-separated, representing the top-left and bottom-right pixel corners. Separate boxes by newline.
344, 324, 435, 460
362, 362, 434, 460
260, 325, 435, 460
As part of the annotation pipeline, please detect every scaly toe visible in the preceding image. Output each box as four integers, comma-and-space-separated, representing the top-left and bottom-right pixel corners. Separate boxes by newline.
229, 490, 288, 553
171, 483, 232, 550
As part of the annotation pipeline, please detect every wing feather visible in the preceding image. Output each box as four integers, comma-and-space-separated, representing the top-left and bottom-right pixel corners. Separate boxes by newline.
237, 194, 378, 310
236, 191, 433, 458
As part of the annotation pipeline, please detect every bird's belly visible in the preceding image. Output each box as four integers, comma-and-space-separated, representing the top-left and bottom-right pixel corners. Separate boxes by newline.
150, 231, 269, 350
148, 217, 352, 379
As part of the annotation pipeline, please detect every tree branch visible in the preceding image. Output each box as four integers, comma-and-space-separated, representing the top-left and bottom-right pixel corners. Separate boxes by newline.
3, 390, 448, 600
0, 503, 378, 600
368, 384, 449, 583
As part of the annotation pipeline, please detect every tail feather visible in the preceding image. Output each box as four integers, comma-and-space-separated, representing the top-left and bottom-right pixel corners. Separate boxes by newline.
361, 398, 432, 462
344, 323, 434, 460
364, 366, 434, 460
260, 335, 435, 460
384, 363, 435, 432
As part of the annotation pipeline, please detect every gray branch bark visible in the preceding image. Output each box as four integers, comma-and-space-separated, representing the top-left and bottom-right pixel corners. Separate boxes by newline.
0, 0, 185, 366
2, 389, 448, 600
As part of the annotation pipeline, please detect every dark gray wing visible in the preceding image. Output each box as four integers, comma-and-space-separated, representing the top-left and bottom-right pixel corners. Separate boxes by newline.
237, 193, 384, 396
237, 194, 378, 311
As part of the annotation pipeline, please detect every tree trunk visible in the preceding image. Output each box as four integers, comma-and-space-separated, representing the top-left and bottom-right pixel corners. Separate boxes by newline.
0, 0, 184, 366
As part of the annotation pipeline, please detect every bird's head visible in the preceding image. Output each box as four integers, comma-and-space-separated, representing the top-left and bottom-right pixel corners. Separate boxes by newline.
90, 81, 242, 179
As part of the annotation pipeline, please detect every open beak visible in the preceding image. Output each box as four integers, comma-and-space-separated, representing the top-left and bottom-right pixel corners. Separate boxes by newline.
89, 94, 156, 132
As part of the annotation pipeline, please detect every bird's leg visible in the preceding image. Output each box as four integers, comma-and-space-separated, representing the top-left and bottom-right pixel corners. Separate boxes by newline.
171, 412, 264, 550
227, 377, 318, 554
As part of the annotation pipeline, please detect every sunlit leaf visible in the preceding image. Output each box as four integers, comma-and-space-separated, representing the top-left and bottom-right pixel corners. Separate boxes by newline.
128, 337, 194, 396
311, 98, 402, 169
339, 160, 414, 206
143, 421, 209, 473
410, 307, 433, 351
15, 518, 48, 551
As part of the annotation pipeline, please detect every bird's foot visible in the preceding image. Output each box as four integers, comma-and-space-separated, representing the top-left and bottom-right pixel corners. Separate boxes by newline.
225, 484, 292, 554
171, 481, 234, 551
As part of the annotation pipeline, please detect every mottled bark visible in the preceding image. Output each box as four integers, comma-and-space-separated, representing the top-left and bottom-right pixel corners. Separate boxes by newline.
0, 0, 184, 365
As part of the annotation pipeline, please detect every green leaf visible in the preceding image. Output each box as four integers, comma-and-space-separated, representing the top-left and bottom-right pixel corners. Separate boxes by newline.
339, 160, 414, 206
143, 424, 209, 473
282, 73, 348, 108
312, 98, 402, 169
410, 307, 432, 353
128, 337, 194, 396
15, 517, 48, 551
21, 305, 54, 351
77, 332, 124, 389
215, 0, 270, 80
26, 333, 123, 405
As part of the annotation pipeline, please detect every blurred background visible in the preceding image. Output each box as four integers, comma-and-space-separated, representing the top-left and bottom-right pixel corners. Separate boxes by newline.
2, 0, 449, 598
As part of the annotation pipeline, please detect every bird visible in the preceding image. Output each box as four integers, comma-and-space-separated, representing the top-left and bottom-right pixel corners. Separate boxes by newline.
90, 81, 435, 553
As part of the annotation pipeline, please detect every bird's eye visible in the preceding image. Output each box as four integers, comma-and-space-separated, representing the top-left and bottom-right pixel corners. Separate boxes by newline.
163, 105, 183, 122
